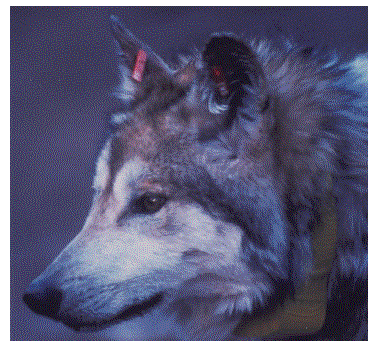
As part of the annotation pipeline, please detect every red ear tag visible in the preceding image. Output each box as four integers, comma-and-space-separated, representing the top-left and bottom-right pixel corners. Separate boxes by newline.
132, 49, 147, 82
211, 65, 229, 97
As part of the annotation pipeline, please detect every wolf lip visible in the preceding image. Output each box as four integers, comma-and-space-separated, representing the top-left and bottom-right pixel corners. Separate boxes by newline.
62, 292, 164, 332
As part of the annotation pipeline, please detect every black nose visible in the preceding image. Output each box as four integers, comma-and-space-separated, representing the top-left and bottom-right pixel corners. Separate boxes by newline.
23, 286, 63, 318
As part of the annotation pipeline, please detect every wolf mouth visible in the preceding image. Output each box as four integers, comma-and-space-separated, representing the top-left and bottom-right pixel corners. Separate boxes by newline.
62, 292, 164, 332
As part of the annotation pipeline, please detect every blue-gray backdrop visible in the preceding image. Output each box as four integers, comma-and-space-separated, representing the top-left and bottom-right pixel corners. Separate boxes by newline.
10, 6, 368, 341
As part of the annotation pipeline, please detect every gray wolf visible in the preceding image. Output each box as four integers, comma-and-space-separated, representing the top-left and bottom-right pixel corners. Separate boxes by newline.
23, 15, 367, 340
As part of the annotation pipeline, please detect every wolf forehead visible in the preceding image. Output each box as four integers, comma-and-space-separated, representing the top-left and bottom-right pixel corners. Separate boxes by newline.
104, 92, 224, 189
95, 113, 215, 200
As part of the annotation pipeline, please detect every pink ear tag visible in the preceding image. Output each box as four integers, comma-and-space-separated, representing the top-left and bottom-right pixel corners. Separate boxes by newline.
132, 49, 147, 82
211, 65, 229, 97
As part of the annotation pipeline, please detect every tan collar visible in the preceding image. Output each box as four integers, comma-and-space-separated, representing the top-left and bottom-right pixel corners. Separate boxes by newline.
235, 193, 337, 339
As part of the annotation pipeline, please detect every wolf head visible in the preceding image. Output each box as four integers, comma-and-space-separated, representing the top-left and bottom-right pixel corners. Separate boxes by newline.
23, 16, 367, 340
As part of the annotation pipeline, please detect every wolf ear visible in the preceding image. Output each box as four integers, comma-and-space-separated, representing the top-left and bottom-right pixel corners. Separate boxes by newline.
202, 34, 267, 127
110, 15, 168, 82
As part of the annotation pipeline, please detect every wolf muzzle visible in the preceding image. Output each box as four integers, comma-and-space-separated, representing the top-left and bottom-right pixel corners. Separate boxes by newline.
23, 275, 166, 332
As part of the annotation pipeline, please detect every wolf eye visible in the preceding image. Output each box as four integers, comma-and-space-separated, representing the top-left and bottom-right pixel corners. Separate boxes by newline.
135, 193, 168, 214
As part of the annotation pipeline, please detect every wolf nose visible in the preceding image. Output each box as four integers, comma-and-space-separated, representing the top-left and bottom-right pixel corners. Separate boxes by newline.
23, 286, 63, 318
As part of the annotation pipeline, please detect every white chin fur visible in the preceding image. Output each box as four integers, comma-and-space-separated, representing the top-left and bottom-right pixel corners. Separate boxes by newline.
214, 294, 253, 315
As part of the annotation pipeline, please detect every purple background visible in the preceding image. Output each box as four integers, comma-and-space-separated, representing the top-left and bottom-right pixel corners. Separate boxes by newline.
10, 6, 367, 341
